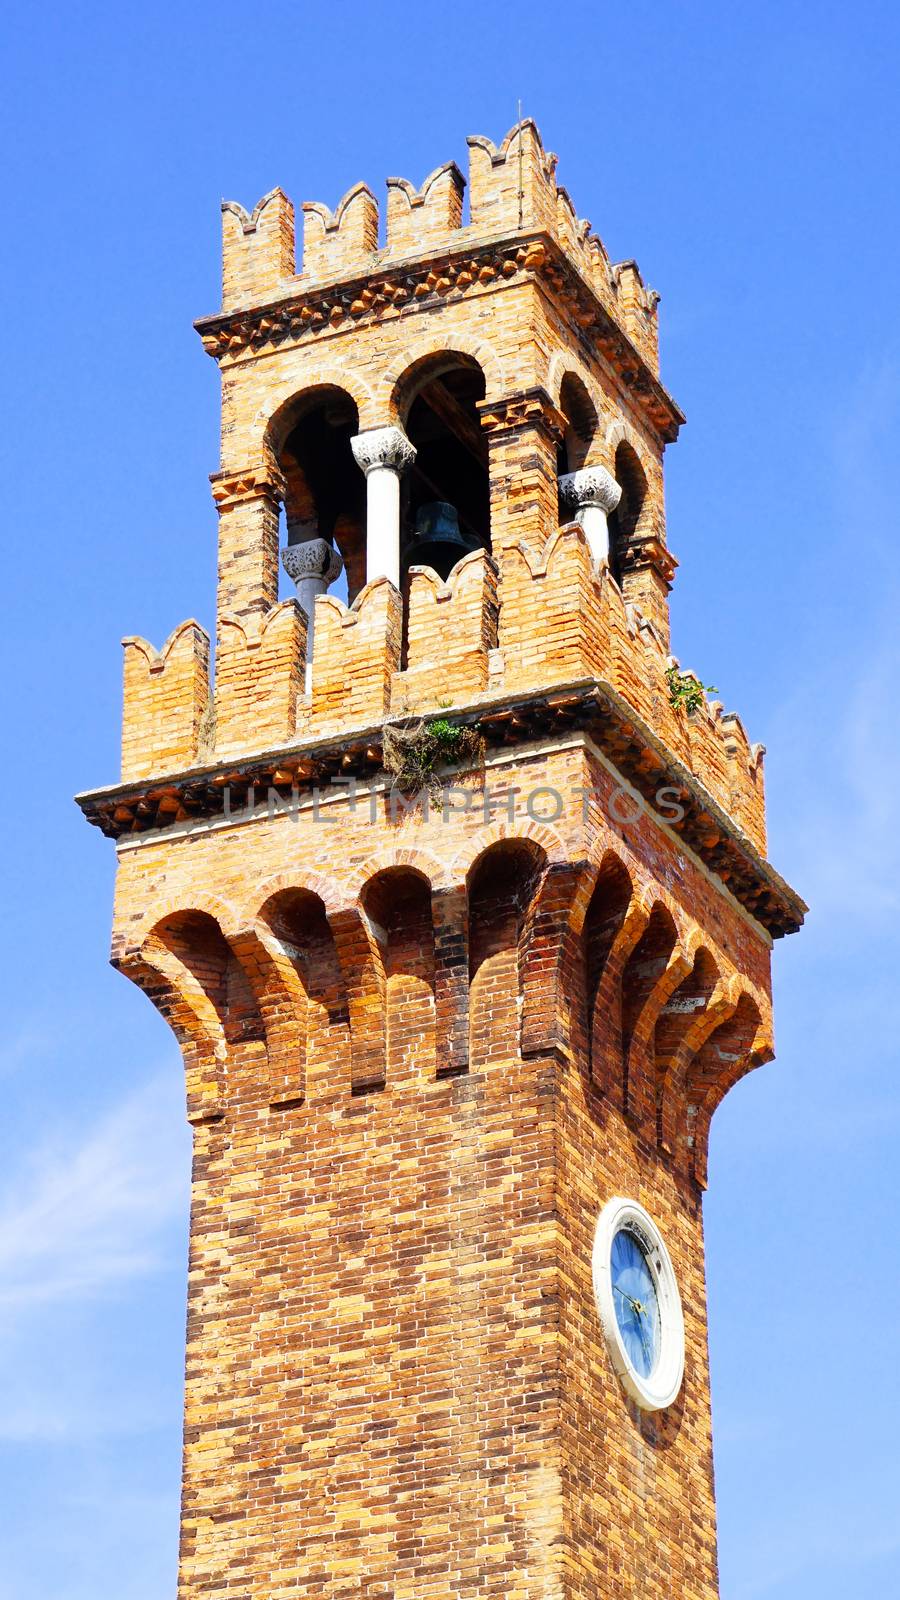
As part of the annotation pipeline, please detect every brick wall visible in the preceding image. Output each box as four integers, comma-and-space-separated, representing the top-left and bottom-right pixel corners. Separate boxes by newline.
82, 121, 799, 1600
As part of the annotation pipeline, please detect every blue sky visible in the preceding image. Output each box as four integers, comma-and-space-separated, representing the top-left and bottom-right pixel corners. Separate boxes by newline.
2, 2, 898, 1595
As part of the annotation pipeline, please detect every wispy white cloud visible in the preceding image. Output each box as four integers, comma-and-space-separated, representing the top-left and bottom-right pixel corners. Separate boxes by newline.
0, 1070, 189, 1321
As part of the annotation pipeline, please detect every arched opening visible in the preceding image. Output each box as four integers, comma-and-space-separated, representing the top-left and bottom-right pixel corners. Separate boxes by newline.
154, 910, 263, 1045
272, 386, 364, 602
555, 372, 598, 481
397, 355, 490, 580
607, 441, 649, 584
654, 946, 720, 1145
467, 840, 543, 1065
360, 868, 435, 1082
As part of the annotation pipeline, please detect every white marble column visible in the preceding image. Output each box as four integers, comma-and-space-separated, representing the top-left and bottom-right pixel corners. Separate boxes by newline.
351, 426, 417, 587
559, 465, 622, 565
281, 538, 344, 690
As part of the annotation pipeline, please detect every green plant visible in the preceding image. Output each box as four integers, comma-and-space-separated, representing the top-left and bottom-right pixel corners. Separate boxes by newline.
666, 666, 717, 717
382, 716, 485, 799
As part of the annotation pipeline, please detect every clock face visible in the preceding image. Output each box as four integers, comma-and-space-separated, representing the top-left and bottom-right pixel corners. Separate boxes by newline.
611, 1227, 661, 1379
592, 1198, 685, 1411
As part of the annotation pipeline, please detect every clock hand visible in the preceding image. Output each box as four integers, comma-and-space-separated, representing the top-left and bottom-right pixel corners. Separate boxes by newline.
614, 1284, 650, 1319
613, 1284, 642, 1313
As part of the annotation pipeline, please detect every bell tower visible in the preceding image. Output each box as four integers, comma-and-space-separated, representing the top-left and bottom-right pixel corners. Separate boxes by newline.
78, 122, 805, 1599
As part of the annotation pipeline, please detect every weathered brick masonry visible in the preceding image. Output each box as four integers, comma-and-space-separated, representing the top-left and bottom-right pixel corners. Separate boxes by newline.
79, 122, 805, 1599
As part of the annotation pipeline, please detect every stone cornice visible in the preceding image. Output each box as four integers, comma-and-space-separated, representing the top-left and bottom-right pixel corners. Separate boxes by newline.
194, 229, 685, 445
75, 678, 805, 939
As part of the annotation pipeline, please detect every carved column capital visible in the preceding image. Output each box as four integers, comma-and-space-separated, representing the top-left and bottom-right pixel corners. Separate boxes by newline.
281, 539, 343, 586
559, 465, 622, 517
351, 425, 416, 477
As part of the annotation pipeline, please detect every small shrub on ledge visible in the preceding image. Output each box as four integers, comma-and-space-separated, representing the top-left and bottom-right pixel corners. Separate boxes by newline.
666, 666, 717, 717
382, 716, 485, 798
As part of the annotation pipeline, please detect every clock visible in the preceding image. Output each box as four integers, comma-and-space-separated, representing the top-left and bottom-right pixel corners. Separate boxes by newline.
592, 1197, 685, 1411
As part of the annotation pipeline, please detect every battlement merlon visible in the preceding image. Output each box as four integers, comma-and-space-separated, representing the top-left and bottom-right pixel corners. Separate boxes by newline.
209, 121, 673, 408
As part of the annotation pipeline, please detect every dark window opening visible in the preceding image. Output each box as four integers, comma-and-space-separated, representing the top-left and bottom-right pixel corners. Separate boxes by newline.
402, 363, 490, 581
278, 388, 364, 601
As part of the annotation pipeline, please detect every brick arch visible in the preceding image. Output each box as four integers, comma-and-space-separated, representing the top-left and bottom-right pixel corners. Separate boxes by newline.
679, 985, 772, 1187
245, 867, 343, 922
254, 887, 351, 1105
603, 415, 648, 469
546, 349, 598, 412
114, 940, 227, 1126
128, 888, 244, 952
229, 918, 309, 1108
583, 866, 655, 1093
141, 907, 265, 1048
466, 835, 548, 1068
342, 844, 448, 901
381, 335, 506, 420
448, 817, 566, 881
131, 898, 318, 1111
520, 853, 595, 1061
620, 901, 694, 1136
358, 865, 438, 1084
655, 948, 731, 1155
262, 378, 362, 458
251, 364, 379, 454
603, 416, 657, 512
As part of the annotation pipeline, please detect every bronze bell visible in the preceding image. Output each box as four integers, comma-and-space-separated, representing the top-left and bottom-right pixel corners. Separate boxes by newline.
405, 501, 481, 581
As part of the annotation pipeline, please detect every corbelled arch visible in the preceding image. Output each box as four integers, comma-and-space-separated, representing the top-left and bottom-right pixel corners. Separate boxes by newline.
359, 866, 437, 1083
684, 988, 772, 1188
467, 835, 548, 1067
126, 887, 245, 953
247, 866, 343, 923
114, 939, 227, 1126
654, 942, 726, 1152
448, 816, 567, 880
256, 884, 351, 1104
342, 843, 448, 901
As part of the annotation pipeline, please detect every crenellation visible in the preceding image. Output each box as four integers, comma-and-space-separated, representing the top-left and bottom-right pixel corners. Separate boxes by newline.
301, 182, 379, 281
308, 575, 401, 735
121, 620, 210, 782
554, 187, 617, 319
385, 162, 465, 256
214, 600, 306, 759
221, 188, 295, 311
612, 259, 660, 373
398, 548, 499, 710
466, 120, 559, 234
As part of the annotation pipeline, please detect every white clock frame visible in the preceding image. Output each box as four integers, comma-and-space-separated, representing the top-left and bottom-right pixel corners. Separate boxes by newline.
592, 1196, 685, 1411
